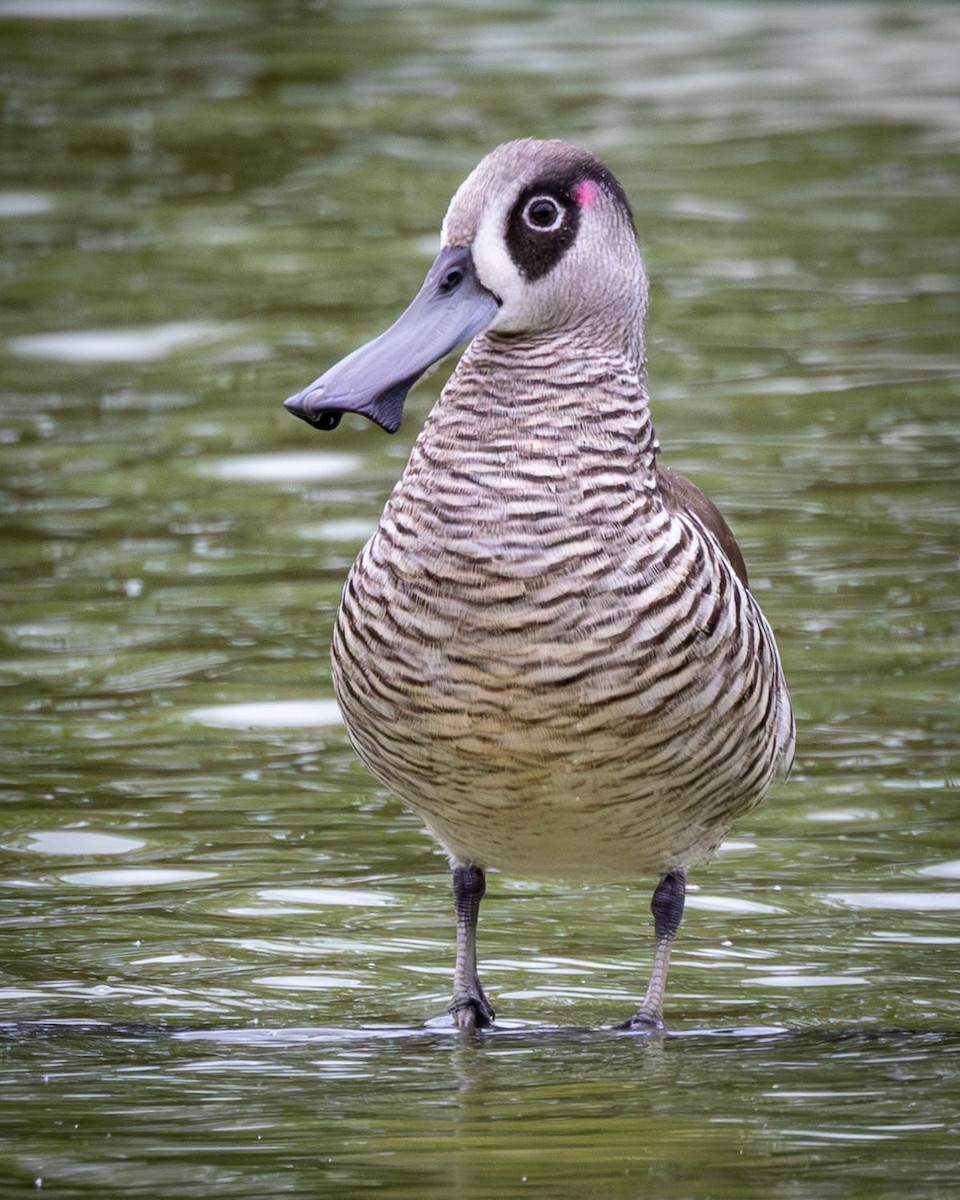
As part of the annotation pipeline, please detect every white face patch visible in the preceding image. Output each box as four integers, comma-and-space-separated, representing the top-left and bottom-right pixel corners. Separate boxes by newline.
440, 152, 547, 333
468, 198, 528, 329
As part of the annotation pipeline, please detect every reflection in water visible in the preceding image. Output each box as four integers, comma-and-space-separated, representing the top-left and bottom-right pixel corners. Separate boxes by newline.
3, 1020, 959, 1197
22, 830, 146, 855
199, 453, 364, 483
57, 867, 218, 887
8, 322, 235, 363
190, 700, 344, 728
1, 0, 958, 1196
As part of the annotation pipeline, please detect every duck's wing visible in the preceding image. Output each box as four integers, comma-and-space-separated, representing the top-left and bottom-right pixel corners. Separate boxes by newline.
657, 463, 750, 589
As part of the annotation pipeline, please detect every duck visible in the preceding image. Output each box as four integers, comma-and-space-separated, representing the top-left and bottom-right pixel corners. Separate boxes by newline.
284, 138, 795, 1031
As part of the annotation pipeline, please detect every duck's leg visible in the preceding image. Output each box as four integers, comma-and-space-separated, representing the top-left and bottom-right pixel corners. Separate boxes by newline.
619, 869, 686, 1031
448, 862, 495, 1029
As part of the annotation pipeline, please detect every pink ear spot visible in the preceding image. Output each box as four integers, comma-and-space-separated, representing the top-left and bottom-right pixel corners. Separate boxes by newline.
571, 179, 600, 209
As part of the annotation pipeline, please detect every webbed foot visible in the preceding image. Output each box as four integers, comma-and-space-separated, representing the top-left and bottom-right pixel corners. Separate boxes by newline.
616, 1007, 665, 1033
449, 991, 495, 1030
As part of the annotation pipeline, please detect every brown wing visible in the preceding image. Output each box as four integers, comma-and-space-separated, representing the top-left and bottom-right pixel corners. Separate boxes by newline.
657, 462, 750, 589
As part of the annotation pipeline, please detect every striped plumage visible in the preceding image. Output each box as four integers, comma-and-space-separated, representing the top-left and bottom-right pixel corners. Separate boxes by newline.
285, 138, 794, 1030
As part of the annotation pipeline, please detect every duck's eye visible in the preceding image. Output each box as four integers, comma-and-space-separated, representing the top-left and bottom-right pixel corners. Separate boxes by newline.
522, 196, 564, 232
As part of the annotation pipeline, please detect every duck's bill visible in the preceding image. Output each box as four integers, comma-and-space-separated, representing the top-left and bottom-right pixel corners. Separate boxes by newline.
283, 245, 500, 434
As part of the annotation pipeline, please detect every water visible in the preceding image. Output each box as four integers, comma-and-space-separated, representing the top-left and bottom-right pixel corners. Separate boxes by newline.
1, 1, 959, 1196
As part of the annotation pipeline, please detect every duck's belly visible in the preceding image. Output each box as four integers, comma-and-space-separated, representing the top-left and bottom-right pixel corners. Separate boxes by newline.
338, 714, 746, 879
332, 536, 787, 880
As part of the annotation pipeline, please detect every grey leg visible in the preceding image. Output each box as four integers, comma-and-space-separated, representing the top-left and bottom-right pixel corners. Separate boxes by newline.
619, 869, 686, 1031
448, 863, 495, 1030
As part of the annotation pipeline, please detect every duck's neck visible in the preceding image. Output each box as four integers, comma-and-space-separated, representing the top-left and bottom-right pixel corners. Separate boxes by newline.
423, 328, 658, 483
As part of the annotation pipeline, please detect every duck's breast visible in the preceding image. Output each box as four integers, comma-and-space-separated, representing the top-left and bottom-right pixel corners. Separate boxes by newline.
331, 429, 792, 878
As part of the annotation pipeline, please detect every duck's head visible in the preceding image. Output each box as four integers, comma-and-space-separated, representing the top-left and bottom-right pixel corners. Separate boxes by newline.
284, 138, 647, 434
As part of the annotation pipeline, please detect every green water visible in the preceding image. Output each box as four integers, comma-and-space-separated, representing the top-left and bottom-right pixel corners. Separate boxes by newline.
2, 1, 959, 1196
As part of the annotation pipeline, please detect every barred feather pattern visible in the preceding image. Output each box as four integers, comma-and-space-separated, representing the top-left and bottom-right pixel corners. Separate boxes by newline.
332, 332, 795, 880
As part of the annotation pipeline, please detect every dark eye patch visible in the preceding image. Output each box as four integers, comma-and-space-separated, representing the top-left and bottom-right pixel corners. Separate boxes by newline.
505, 183, 578, 281
503, 159, 633, 282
